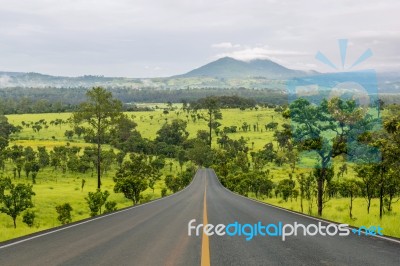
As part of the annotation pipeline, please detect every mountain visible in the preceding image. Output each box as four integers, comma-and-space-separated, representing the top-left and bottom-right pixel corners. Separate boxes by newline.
177, 57, 308, 78
1, 58, 398, 91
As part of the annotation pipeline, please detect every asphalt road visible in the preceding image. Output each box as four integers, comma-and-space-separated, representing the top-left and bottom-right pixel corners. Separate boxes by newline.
1, 169, 399, 266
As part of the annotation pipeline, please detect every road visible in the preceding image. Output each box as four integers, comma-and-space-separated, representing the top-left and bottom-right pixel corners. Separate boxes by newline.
0, 169, 399, 266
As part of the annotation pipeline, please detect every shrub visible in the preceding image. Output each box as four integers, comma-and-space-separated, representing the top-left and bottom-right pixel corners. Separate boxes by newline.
104, 201, 117, 214
161, 187, 167, 197
22, 210, 36, 227
85, 189, 110, 217
56, 203, 73, 225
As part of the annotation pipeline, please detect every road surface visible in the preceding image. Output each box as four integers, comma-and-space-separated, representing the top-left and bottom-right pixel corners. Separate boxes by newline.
0, 169, 399, 265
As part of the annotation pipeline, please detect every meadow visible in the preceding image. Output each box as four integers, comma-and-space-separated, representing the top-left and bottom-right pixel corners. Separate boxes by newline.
1, 105, 399, 241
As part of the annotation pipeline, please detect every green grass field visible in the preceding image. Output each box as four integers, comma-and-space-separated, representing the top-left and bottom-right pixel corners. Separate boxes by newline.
2, 105, 399, 241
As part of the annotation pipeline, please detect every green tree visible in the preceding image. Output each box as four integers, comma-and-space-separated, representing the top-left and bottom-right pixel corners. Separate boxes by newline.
176, 149, 187, 173
191, 96, 222, 147
0, 178, 35, 228
287, 97, 375, 216
72, 87, 123, 188
37, 146, 50, 168
165, 174, 181, 193
22, 210, 36, 227
55, 203, 73, 224
64, 130, 74, 140
276, 178, 296, 202
340, 179, 361, 219
114, 154, 155, 205
0, 114, 17, 152
85, 189, 110, 216
354, 164, 377, 213
296, 173, 306, 213
155, 119, 189, 146
104, 201, 118, 214
187, 140, 213, 167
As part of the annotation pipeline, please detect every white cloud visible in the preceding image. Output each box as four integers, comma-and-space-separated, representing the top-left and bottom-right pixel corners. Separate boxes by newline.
211, 42, 241, 49
216, 45, 307, 61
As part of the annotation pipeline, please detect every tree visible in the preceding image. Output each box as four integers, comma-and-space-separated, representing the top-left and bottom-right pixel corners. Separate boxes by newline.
0, 178, 35, 228
340, 179, 361, 219
0, 114, 17, 152
104, 201, 118, 214
64, 130, 74, 140
287, 97, 376, 216
165, 175, 181, 193
37, 146, 50, 168
85, 189, 110, 216
72, 87, 123, 189
187, 140, 213, 167
176, 149, 187, 172
354, 164, 377, 213
191, 96, 222, 147
155, 119, 189, 146
273, 123, 292, 150
30, 161, 40, 184
114, 154, 155, 205
276, 178, 296, 202
22, 210, 36, 227
55, 203, 73, 224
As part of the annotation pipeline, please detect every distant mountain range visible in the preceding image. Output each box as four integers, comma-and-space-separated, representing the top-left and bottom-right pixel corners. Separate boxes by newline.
0, 57, 398, 91
177, 57, 314, 78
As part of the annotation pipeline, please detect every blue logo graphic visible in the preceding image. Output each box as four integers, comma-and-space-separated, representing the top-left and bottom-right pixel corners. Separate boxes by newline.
287, 39, 381, 166
351, 225, 383, 236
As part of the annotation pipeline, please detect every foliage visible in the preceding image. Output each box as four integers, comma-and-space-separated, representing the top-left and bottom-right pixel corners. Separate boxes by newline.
288, 97, 377, 216
85, 189, 110, 217
190, 96, 223, 147
22, 210, 36, 227
0, 178, 35, 228
55, 203, 73, 224
104, 201, 118, 214
72, 87, 124, 189
114, 154, 156, 205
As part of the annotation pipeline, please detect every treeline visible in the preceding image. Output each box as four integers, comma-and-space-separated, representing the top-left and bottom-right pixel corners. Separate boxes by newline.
0, 87, 286, 114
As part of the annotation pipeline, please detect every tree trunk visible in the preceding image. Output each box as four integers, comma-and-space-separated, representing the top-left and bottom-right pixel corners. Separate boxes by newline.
97, 141, 101, 189
97, 118, 101, 189
349, 194, 353, 219
379, 185, 383, 219
13, 218, 16, 228
317, 177, 323, 216
367, 197, 371, 214
300, 195, 303, 213
209, 111, 212, 147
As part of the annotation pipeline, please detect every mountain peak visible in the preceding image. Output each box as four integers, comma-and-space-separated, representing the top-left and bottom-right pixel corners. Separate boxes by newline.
178, 57, 304, 79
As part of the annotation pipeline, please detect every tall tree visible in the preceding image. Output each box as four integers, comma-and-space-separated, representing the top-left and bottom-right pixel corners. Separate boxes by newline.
287, 97, 376, 216
72, 87, 123, 188
191, 96, 222, 147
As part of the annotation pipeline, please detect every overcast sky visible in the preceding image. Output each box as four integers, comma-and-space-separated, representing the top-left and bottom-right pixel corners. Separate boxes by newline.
0, 0, 399, 77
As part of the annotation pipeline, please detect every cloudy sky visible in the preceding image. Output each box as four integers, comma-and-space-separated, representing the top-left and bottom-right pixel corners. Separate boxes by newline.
0, 0, 399, 77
